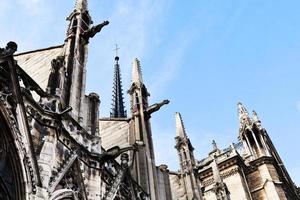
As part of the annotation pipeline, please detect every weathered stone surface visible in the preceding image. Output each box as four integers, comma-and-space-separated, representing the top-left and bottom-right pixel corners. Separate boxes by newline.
168, 109, 299, 200
1, 1, 298, 200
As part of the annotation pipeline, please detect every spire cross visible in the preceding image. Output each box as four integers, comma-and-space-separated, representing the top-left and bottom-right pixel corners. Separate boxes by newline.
114, 44, 120, 57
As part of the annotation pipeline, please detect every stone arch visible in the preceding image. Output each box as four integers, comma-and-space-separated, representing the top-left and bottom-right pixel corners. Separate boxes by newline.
0, 105, 26, 200
49, 189, 78, 200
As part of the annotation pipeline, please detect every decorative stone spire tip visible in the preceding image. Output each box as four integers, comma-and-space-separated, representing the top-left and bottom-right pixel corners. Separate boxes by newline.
132, 58, 143, 84
175, 112, 187, 138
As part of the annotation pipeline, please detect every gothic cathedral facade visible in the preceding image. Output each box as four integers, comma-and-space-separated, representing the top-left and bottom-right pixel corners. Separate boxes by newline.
0, 0, 299, 199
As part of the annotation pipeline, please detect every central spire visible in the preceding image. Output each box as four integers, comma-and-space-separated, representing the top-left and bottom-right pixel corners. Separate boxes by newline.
110, 45, 127, 118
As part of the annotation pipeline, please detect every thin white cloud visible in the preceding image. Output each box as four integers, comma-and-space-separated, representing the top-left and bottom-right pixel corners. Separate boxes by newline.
149, 30, 197, 99
86, 0, 171, 116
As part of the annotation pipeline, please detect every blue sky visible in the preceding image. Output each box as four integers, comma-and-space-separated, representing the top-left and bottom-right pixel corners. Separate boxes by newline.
1, 0, 300, 185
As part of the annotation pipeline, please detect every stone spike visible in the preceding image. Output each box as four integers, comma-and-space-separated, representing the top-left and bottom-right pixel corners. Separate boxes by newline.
175, 112, 187, 138
252, 110, 263, 130
237, 102, 249, 119
211, 157, 230, 199
75, 0, 88, 12
132, 58, 143, 84
237, 102, 252, 128
212, 140, 218, 151
252, 110, 259, 122
212, 158, 222, 183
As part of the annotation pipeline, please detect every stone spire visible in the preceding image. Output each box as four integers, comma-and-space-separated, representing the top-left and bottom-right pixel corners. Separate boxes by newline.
237, 102, 252, 129
211, 157, 230, 200
132, 58, 143, 84
128, 58, 149, 113
174, 112, 202, 199
175, 112, 187, 138
59, 0, 108, 121
59, 0, 93, 119
212, 140, 218, 151
252, 110, 259, 121
211, 158, 222, 184
127, 58, 158, 199
252, 110, 262, 130
75, 0, 88, 12
209, 139, 220, 156
110, 50, 127, 118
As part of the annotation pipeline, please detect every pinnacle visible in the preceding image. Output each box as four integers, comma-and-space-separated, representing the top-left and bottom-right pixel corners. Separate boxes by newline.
252, 110, 259, 122
237, 102, 250, 120
75, 0, 88, 12
212, 140, 218, 151
175, 112, 187, 138
132, 58, 143, 84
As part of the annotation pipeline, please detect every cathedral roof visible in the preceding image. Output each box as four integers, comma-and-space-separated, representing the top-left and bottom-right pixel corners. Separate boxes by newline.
14, 45, 64, 91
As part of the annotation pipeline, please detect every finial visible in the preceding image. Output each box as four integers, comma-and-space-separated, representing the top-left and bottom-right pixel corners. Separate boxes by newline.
237, 102, 252, 129
132, 58, 143, 84
175, 112, 187, 138
237, 102, 249, 116
252, 110, 263, 129
75, 0, 88, 12
114, 44, 120, 59
212, 140, 218, 150
252, 110, 259, 122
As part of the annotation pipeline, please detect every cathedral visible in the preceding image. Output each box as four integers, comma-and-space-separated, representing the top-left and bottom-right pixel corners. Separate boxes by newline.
0, 0, 299, 199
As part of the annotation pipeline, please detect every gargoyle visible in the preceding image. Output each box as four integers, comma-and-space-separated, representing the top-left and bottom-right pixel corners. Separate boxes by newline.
145, 99, 170, 115
81, 20, 109, 43
99, 143, 138, 162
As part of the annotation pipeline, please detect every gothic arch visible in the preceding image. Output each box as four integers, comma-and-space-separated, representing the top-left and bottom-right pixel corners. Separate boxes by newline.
0, 105, 26, 200
49, 189, 78, 200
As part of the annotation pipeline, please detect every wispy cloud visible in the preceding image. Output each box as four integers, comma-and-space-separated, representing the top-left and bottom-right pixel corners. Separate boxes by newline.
0, 0, 57, 51
149, 28, 198, 99
86, 0, 172, 115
